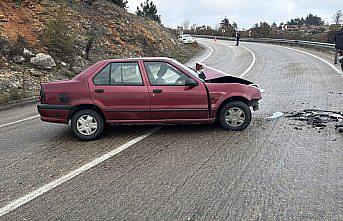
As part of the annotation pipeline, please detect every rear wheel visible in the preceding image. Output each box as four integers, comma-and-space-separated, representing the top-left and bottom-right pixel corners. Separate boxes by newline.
71, 109, 104, 141
219, 101, 252, 131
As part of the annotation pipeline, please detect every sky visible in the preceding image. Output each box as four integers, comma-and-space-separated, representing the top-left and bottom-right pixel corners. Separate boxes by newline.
127, 0, 342, 29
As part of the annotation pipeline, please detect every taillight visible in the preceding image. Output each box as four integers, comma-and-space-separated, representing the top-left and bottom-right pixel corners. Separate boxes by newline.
39, 85, 46, 104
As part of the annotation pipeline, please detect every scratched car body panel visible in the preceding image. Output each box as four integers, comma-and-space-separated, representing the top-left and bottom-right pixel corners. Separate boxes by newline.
38, 57, 262, 141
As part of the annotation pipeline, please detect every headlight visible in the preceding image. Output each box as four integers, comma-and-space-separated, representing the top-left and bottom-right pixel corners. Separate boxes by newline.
250, 84, 266, 93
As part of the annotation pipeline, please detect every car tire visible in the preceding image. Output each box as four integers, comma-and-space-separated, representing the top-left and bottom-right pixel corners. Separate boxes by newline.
341, 62, 343, 71
71, 109, 104, 141
218, 101, 252, 131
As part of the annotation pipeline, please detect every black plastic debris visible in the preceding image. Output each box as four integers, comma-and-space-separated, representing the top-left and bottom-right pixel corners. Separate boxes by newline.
286, 109, 343, 133
336, 120, 343, 133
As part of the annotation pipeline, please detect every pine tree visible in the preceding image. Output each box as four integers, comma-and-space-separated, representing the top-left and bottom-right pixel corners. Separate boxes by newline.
305, 14, 324, 26
219, 17, 235, 37
250, 22, 272, 38
136, 0, 161, 24
108, 0, 128, 9
287, 14, 324, 26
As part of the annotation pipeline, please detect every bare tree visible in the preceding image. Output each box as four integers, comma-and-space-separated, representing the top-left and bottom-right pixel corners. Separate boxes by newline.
181, 20, 191, 31
332, 10, 343, 24
190, 23, 197, 30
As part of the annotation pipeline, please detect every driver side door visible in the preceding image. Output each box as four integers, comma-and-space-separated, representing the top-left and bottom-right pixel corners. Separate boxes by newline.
144, 61, 209, 120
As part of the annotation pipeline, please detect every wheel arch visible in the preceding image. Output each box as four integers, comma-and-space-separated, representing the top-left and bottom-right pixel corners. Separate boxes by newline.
216, 96, 250, 118
68, 104, 106, 123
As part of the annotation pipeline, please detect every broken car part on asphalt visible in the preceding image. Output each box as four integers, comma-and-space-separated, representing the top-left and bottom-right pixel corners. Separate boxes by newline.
267, 111, 284, 120
285, 109, 343, 133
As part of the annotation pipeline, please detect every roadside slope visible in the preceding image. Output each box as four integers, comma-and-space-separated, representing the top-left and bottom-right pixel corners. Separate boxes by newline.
0, 0, 200, 105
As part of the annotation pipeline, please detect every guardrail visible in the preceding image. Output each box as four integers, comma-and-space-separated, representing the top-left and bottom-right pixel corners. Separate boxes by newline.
193, 35, 336, 52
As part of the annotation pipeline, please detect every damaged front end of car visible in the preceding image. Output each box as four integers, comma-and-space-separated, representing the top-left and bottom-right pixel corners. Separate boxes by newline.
195, 63, 265, 95
194, 63, 262, 112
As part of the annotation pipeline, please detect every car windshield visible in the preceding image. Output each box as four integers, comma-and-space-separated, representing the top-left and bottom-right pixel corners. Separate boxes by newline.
173, 60, 205, 82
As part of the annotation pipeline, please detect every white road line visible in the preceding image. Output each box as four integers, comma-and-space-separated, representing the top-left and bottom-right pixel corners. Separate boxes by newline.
188, 40, 214, 68
199, 39, 256, 78
0, 127, 161, 217
271, 44, 342, 76
198, 41, 214, 63
239, 46, 256, 78
0, 115, 40, 129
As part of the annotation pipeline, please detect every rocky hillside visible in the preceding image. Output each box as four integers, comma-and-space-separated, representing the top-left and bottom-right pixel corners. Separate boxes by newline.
0, 0, 200, 105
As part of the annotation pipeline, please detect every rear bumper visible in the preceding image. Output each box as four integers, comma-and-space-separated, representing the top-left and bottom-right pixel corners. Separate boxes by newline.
182, 39, 195, 44
37, 104, 72, 124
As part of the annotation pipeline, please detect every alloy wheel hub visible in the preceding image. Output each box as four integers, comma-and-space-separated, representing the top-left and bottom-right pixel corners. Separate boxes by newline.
225, 107, 246, 127
76, 115, 98, 136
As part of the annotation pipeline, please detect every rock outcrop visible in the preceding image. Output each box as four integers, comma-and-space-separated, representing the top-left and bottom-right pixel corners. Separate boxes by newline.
30, 53, 56, 70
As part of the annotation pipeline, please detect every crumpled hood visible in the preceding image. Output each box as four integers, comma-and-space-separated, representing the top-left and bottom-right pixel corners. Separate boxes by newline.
199, 65, 254, 85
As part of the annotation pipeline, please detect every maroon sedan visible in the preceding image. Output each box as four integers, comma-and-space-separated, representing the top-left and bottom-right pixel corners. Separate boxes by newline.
38, 58, 262, 141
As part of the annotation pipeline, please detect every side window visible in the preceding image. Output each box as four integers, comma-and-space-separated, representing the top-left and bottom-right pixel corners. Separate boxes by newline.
144, 62, 192, 86
110, 63, 143, 86
93, 62, 143, 86
93, 64, 110, 85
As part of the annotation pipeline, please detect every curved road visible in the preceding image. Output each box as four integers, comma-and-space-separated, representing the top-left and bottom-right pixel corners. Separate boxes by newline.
0, 39, 342, 220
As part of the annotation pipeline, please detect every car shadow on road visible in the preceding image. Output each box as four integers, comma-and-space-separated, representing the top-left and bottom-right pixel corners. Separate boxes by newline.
43, 117, 268, 147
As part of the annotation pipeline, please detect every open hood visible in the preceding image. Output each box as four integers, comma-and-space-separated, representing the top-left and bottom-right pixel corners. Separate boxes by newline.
195, 63, 254, 85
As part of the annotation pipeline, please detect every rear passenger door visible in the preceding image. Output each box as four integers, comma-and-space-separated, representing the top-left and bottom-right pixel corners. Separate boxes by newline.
90, 62, 150, 121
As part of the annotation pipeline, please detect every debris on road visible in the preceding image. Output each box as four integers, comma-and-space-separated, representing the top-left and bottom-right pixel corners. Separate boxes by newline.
267, 112, 284, 120
328, 91, 343, 95
336, 120, 343, 133
259, 88, 267, 93
286, 109, 343, 133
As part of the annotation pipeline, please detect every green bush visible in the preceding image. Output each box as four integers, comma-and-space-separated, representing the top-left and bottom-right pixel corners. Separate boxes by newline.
42, 6, 77, 60
12, 0, 23, 6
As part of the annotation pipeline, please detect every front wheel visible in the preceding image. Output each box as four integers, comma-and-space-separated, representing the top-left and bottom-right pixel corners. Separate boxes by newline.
218, 101, 252, 131
341, 62, 343, 71
71, 109, 104, 141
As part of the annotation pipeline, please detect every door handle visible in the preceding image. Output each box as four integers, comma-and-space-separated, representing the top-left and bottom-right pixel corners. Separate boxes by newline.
153, 89, 163, 94
94, 89, 104, 93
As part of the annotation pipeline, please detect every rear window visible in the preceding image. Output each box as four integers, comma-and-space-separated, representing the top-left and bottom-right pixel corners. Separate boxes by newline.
93, 62, 143, 86
93, 64, 110, 85
73, 61, 104, 80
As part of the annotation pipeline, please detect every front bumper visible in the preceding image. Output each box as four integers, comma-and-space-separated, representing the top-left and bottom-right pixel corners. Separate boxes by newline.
249, 99, 260, 111
37, 104, 72, 124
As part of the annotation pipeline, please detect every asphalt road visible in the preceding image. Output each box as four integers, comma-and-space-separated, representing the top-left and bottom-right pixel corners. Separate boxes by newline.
0, 39, 342, 220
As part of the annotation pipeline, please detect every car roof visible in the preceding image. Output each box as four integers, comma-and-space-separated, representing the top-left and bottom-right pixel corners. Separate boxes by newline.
102, 57, 175, 63
73, 57, 185, 80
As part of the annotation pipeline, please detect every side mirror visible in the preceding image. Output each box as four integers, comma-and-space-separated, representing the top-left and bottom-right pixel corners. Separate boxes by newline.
185, 78, 198, 87
198, 71, 206, 80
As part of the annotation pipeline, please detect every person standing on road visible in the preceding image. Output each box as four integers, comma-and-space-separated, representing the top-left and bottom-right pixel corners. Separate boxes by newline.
236, 31, 241, 46
334, 26, 343, 64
